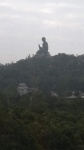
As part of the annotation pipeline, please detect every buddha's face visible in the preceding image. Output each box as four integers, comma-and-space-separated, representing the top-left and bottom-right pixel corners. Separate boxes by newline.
42, 38, 46, 42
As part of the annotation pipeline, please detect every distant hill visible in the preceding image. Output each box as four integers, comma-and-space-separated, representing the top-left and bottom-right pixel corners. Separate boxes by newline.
0, 53, 84, 95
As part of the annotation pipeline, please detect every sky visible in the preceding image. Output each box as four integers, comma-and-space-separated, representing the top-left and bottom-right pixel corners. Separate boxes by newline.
0, 0, 84, 64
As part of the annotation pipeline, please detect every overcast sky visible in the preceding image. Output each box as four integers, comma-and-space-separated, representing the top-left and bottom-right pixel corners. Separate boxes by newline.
0, 0, 84, 64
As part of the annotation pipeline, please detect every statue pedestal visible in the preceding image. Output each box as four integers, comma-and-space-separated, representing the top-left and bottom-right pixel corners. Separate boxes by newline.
35, 50, 51, 58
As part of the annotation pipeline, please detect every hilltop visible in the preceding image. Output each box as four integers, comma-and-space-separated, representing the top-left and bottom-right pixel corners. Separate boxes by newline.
0, 53, 84, 95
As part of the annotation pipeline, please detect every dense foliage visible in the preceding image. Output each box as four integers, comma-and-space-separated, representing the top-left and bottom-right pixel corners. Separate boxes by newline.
0, 92, 84, 150
0, 53, 84, 149
0, 53, 84, 95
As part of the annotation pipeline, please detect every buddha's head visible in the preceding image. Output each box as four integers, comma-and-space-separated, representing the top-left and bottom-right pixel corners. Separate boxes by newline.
42, 37, 46, 42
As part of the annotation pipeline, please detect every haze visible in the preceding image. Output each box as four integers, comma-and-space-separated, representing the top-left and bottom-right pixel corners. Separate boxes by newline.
0, 0, 84, 64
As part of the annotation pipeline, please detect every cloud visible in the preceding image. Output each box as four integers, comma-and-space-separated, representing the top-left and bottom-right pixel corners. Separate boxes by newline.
43, 20, 81, 29
0, 0, 84, 63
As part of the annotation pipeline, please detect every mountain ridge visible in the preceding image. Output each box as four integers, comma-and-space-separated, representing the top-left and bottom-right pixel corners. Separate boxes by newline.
0, 53, 84, 95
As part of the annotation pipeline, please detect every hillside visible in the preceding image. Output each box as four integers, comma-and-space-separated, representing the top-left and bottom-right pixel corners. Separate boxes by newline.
0, 53, 84, 95
0, 91, 84, 150
0, 53, 84, 150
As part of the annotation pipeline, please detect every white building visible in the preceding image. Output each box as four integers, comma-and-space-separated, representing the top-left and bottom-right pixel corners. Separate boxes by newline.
79, 92, 84, 98
66, 91, 84, 99
51, 91, 58, 97
66, 92, 76, 99
17, 83, 28, 96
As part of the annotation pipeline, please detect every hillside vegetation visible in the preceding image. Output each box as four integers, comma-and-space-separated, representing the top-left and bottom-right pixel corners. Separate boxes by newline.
0, 92, 84, 150
0, 53, 84, 95
0, 53, 84, 149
